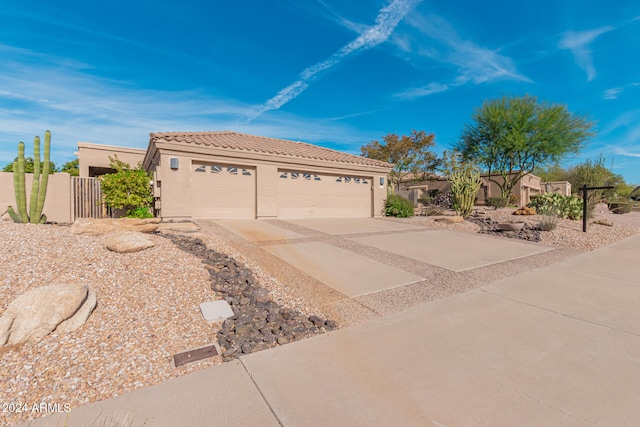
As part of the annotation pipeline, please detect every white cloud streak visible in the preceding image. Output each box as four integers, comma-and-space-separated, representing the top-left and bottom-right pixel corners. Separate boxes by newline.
602, 82, 640, 100
389, 13, 530, 101
247, 0, 422, 121
394, 82, 448, 99
407, 13, 531, 86
559, 26, 614, 81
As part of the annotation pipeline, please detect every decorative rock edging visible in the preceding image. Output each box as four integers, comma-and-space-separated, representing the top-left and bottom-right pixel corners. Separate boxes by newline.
165, 234, 337, 362
466, 216, 541, 242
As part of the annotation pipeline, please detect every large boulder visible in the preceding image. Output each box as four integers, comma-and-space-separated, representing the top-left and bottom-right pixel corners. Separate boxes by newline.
513, 206, 536, 215
0, 283, 97, 346
70, 217, 161, 235
105, 231, 155, 253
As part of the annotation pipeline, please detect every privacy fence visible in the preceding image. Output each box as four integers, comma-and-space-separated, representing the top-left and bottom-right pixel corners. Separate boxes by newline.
1, 172, 106, 223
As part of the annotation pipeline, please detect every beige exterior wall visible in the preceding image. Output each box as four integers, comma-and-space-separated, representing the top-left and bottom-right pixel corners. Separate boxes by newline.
0, 172, 72, 223
78, 142, 146, 177
144, 142, 390, 220
541, 181, 572, 196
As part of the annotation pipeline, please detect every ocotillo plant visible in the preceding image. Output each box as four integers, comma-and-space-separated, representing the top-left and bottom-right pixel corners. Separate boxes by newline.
7, 131, 51, 224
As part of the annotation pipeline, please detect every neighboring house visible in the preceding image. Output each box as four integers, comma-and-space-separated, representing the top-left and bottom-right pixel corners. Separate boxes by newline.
399, 172, 546, 206
79, 131, 392, 220
541, 181, 572, 197
77, 142, 146, 177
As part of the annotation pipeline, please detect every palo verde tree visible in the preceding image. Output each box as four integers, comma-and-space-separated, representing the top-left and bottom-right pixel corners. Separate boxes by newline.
455, 95, 595, 198
361, 130, 440, 192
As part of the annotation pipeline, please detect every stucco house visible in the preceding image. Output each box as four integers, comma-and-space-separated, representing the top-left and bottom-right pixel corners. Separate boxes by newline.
399, 172, 545, 206
79, 131, 393, 220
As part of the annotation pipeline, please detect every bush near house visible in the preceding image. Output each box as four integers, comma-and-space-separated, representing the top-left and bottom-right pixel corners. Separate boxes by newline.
608, 201, 632, 214
385, 194, 415, 218
100, 156, 154, 218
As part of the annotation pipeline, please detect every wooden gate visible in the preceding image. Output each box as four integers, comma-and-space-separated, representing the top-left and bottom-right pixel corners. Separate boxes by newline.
71, 177, 105, 220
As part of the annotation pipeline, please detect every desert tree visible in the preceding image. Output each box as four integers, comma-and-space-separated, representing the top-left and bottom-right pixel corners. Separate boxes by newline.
361, 130, 440, 192
455, 95, 595, 198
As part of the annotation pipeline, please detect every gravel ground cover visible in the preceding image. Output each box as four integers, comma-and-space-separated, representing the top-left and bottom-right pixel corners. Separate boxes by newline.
407, 204, 640, 251
1, 206, 639, 426
0, 223, 324, 426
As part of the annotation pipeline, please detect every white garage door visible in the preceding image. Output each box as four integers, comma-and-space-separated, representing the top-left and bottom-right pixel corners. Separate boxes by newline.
277, 170, 372, 218
191, 163, 256, 219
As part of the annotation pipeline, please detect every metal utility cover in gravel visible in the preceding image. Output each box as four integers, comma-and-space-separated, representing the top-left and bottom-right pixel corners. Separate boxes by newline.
352, 230, 553, 271
264, 241, 424, 297
284, 218, 422, 235
200, 300, 235, 322
216, 220, 304, 241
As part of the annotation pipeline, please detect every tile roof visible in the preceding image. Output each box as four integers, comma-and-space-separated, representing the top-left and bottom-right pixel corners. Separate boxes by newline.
150, 131, 392, 169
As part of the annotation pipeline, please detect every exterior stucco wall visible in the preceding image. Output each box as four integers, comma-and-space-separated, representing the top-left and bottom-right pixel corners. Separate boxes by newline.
542, 181, 572, 196
0, 172, 72, 223
156, 153, 193, 220
256, 164, 278, 218
78, 142, 146, 177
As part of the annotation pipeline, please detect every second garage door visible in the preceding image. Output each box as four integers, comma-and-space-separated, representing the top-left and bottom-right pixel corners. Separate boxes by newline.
277, 170, 372, 218
191, 162, 256, 219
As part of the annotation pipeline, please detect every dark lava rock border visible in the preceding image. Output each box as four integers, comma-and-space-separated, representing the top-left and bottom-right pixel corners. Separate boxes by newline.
165, 234, 337, 361
466, 215, 541, 242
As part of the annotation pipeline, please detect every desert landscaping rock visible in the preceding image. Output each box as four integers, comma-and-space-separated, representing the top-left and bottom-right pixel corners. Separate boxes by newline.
513, 206, 536, 215
466, 215, 541, 242
56, 286, 97, 334
166, 234, 337, 361
70, 217, 161, 235
0, 283, 95, 346
105, 231, 155, 253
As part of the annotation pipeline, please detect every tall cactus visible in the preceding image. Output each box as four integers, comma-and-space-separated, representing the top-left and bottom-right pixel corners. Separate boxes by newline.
6, 131, 51, 224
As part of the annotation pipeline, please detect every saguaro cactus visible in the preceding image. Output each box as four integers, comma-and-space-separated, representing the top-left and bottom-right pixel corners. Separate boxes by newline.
7, 131, 51, 224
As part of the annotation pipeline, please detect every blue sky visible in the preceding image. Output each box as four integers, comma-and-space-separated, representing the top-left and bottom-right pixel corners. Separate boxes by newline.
1, 0, 639, 184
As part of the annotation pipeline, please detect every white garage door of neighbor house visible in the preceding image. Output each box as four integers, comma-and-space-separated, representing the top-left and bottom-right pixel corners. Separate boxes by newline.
277, 170, 372, 218
191, 163, 256, 219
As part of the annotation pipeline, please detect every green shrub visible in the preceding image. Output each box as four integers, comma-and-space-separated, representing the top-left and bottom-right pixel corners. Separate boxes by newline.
608, 201, 632, 214
100, 156, 154, 217
417, 194, 432, 205
527, 193, 583, 220
385, 194, 415, 218
127, 207, 154, 218
508, 194, 520, 206
538, 217, 558, 231
486, 197, 509, 209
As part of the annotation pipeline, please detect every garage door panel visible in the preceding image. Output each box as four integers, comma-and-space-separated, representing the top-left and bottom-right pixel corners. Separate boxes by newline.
192, 163, 255, 219
277, 171, 371, 218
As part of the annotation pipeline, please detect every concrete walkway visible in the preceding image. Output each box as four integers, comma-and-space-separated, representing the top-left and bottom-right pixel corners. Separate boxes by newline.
23, 233, 640, 427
